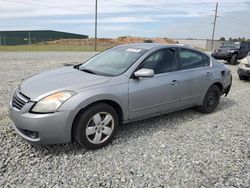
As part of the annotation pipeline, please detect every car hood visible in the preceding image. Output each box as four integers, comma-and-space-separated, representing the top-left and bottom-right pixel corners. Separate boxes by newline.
240, 56, 250, 65
20, 66, 111, 101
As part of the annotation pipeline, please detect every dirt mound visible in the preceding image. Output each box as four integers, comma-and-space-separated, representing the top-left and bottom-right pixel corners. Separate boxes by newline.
45, 37, 176, 46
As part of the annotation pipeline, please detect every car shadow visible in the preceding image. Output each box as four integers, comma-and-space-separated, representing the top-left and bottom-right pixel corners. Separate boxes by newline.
33, 98, 237, 156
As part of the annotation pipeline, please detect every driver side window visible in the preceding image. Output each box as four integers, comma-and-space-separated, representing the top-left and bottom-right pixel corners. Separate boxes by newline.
141, 49, 177, 74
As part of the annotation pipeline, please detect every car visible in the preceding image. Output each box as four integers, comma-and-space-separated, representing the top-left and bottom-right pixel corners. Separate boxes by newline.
9, 43, 232, 149
238, 51, 250, 80
212, 42, 250, 65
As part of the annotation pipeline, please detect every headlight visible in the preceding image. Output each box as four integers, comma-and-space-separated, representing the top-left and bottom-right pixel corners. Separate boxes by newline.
31, 91, 76, 113
239, 58, 250, 68
238, 63, 244, 69
229, 50, 236, 53
240, 58, 248, 65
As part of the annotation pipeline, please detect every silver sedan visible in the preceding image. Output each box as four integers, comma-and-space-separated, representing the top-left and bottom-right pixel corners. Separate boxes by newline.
9, 44, 232, 149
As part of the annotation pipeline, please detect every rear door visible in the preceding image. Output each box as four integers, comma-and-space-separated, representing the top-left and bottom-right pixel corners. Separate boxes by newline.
177, 48, 213, 108
128, 48, 179, 120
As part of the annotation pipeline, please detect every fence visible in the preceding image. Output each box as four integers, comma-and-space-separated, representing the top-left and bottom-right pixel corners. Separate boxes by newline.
173, 39, 223, 51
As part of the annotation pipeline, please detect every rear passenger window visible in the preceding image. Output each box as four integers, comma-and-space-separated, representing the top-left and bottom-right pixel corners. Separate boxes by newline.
179, 49, 210, 70
203, 54, 210, 67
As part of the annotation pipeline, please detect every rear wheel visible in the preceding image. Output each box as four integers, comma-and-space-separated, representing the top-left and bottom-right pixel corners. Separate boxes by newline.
73, 103, 119, 149
230, 54, 238, 65
239, 75, 247, 80
198, 85, 221, 113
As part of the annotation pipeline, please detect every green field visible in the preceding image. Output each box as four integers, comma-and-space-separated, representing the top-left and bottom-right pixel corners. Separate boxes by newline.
0, 44, 112, 52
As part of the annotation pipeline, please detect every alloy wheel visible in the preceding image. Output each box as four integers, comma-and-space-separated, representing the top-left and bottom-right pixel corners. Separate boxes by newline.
85, 112, 114, 144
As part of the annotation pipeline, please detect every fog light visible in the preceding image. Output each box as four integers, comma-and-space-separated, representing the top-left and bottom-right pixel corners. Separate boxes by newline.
21, 129, 39, 139
30, 132, 39, 139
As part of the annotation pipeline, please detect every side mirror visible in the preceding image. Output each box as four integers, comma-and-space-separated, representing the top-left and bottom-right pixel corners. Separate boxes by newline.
134, 68, 155, 78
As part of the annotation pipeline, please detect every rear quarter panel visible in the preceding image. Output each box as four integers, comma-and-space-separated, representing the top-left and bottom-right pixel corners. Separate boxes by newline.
212, 59, 232, 89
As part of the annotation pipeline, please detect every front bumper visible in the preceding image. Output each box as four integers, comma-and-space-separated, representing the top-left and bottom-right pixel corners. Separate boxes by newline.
9, 104, 76, 145
237, 67, 250, 77
212, 53, 232, 60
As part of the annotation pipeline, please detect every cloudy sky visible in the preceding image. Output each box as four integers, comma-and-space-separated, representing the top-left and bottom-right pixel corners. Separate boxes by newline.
0, 0, 250, 39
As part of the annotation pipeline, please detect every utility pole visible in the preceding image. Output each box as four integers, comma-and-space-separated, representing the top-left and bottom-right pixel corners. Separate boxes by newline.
0, 32, 2, 46
94, 0, 98, 51
28, 31, 31, 45
211, 2, 219, 51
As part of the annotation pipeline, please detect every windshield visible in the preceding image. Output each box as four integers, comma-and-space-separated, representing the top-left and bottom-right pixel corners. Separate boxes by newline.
77, 46, 147, 76
220, 43, 240, 49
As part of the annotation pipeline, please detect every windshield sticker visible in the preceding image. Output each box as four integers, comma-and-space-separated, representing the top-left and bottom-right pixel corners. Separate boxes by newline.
126, 48, 142, 53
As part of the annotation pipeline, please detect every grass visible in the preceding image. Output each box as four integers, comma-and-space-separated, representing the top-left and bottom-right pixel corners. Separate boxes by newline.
0, 44, 111, 52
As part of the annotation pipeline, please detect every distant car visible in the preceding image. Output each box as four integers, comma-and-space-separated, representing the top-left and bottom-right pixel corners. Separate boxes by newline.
212, 42, 250, 65
238, 52, 250, 80
9, 44, 232, 149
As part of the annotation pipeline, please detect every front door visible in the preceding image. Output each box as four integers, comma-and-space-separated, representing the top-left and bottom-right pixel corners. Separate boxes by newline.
128, 48, 180, 120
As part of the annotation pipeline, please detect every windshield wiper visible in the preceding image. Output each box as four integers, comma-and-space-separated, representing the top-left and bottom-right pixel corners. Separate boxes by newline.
80, 68, 97, 75
76, 66, 113, 77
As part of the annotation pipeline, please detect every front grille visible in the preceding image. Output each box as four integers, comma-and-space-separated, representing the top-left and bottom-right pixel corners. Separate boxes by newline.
12, 91, 30, 110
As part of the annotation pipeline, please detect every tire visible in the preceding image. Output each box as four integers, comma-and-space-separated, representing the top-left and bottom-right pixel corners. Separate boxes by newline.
230, 54, 238, 65
73, 103, 119, 149
239, 75, 246, 80
198, 85, 221, 113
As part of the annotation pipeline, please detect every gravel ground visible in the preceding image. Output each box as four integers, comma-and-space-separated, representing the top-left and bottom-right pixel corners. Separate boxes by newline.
0, 52, 249, 187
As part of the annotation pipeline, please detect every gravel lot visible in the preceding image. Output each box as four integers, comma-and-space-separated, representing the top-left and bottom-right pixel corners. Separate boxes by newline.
0, 52, 249, 187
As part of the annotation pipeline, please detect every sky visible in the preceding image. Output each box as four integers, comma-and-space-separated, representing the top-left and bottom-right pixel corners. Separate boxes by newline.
0, 0, 250, 39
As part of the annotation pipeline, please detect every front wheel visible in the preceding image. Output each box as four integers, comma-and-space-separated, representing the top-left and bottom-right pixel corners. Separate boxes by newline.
230, 54, 238, 65
73, 103, 119, 149
198, 85, 221, 113
239, 75, 247, 80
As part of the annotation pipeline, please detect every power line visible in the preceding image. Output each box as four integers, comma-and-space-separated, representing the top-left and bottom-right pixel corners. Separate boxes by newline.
218, 17, 250, 31
222, 15, 250, 27
218, 23, 250, 36
227, 15, 250, 26
2, 0, 249, 40
0, 0, 85, 13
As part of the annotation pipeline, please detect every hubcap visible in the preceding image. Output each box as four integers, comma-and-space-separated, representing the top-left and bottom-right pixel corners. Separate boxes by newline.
207, 92, 217, 106
85, 112, 114, 144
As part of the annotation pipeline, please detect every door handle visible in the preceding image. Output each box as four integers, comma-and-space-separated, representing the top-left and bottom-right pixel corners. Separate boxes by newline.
170, 80, 178, 86
205, 72, 213, 77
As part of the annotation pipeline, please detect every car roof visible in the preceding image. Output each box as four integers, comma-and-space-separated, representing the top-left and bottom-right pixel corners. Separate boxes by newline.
117, 43, 192, 50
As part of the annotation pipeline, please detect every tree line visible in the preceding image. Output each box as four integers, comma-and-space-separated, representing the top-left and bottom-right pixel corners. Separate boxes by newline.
219, 37, 250, 42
